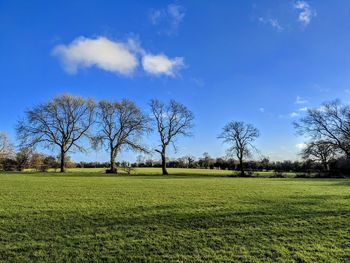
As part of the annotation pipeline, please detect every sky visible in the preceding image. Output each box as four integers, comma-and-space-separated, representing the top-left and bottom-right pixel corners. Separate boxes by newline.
1, 0, 350, 163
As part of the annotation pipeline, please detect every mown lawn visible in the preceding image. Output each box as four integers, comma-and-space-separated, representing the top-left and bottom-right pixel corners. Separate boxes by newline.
41, 167, 297, 177
0, 171, 349, 262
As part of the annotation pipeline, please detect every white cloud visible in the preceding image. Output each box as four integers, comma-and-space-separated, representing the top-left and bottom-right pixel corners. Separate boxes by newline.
126, 38, 146, 56
149, 4, 185, 35
142, 54, 184, 76
296, 143, 307, 150
298, 107, 308, 112
53, 36, 185, 77
52, 37, 138, 75
259, 17, 283, 31
295, 96, 308, 104
290, 112, 299, 118
294, 1, 316, 26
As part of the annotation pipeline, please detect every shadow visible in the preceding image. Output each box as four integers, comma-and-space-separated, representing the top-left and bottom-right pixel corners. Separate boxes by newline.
324, 180, 350, 187
1, 189, 350, 262
0, 171, 234, 179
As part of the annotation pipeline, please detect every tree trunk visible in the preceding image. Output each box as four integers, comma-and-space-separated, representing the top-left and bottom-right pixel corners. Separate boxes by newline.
323, 161, 329, 171
161, 148, 168, 175
110, 149, 117, 173
60, 149, 65, 173
239, 158, 244, 176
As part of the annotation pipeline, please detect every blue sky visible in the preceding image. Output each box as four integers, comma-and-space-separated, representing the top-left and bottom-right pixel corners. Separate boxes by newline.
1, 0, 350, 162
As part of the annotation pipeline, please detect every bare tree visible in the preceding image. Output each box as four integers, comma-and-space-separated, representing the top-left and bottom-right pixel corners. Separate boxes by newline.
301, 141, 336, 171
218, 121, 260, 176
0, 132, 13, 160
294, 100, 350, 158
16, 148, 33, 171
0, 132, 14, 170
16, 94, 95, 172
185, 155, 195, 168
30, 152, 46, 171
200, 152, 213, 169
95, 99, 150, 173
150, 99, 194, 175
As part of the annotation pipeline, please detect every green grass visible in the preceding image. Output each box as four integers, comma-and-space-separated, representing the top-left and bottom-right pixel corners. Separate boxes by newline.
33, 167, 297, 177
66, 167, 237, 176
0, 170, 349, 262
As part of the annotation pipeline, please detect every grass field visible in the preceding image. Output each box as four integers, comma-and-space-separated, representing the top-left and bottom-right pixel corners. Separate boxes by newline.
29, 167, 298, 178
0, 169, 349, 262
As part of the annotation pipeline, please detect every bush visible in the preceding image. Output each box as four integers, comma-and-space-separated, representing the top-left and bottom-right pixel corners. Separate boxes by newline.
106, 169, 117, 174
39, 165, 49, 172
271, 170, 285, 178
1, 158, 17, 171
245, 170, 254, 177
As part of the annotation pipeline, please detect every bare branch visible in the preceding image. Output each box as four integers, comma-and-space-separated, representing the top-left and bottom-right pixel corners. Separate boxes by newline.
218, 121, 260, 175
150, 99, 194, 175
95, 99, 150, 172
16, 94, 95, 172
294, 100, 350, 158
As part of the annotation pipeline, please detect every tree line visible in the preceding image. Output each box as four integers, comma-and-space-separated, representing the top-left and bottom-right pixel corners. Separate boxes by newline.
3, 94, 195, 175
1, 94, 350, 176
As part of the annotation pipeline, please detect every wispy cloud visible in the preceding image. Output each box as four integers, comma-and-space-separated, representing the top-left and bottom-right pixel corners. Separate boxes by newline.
290, 112, 299, 118
295, 96, 308, 104
53, 36, 185, 77
149, 4, 185, 35
190, 77, 205, 87
149, 9, 163, 25
167, 4, 185, 27
294, 1, 316, 26
255, 1, 316, 31
278, 105, 307, 120
259, 107, 265, 113
259, 17, 283, 31
298, 107, 308, 112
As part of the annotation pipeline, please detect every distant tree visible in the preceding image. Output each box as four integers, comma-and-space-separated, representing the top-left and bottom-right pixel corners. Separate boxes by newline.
150, 99, 194, 175
15, 148, 32, 171
136, 155, 146, 166
294, 100, 350, 158
301, 141, 336, 171
214, 157, 226, 170
174, 157, 185, 168
2, 158, 17, 171
30, 153, 45, 171
260, 157, 270, 171
185, 155, 195, 168
94, 99, 150, 173
145, 159, 154, 167
43, 156, 59, 171
0, 132, 13, 161
188, 156, 195, 168
200, 152, 214, 169
56, 154, 76, 169
16, 94, 95, 172
218, 121, 260, 176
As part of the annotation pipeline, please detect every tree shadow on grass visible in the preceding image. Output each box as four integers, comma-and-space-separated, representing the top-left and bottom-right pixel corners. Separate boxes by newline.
324, 180, 350, 187
14, 172, 233, 179
1, 193, 349, 262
